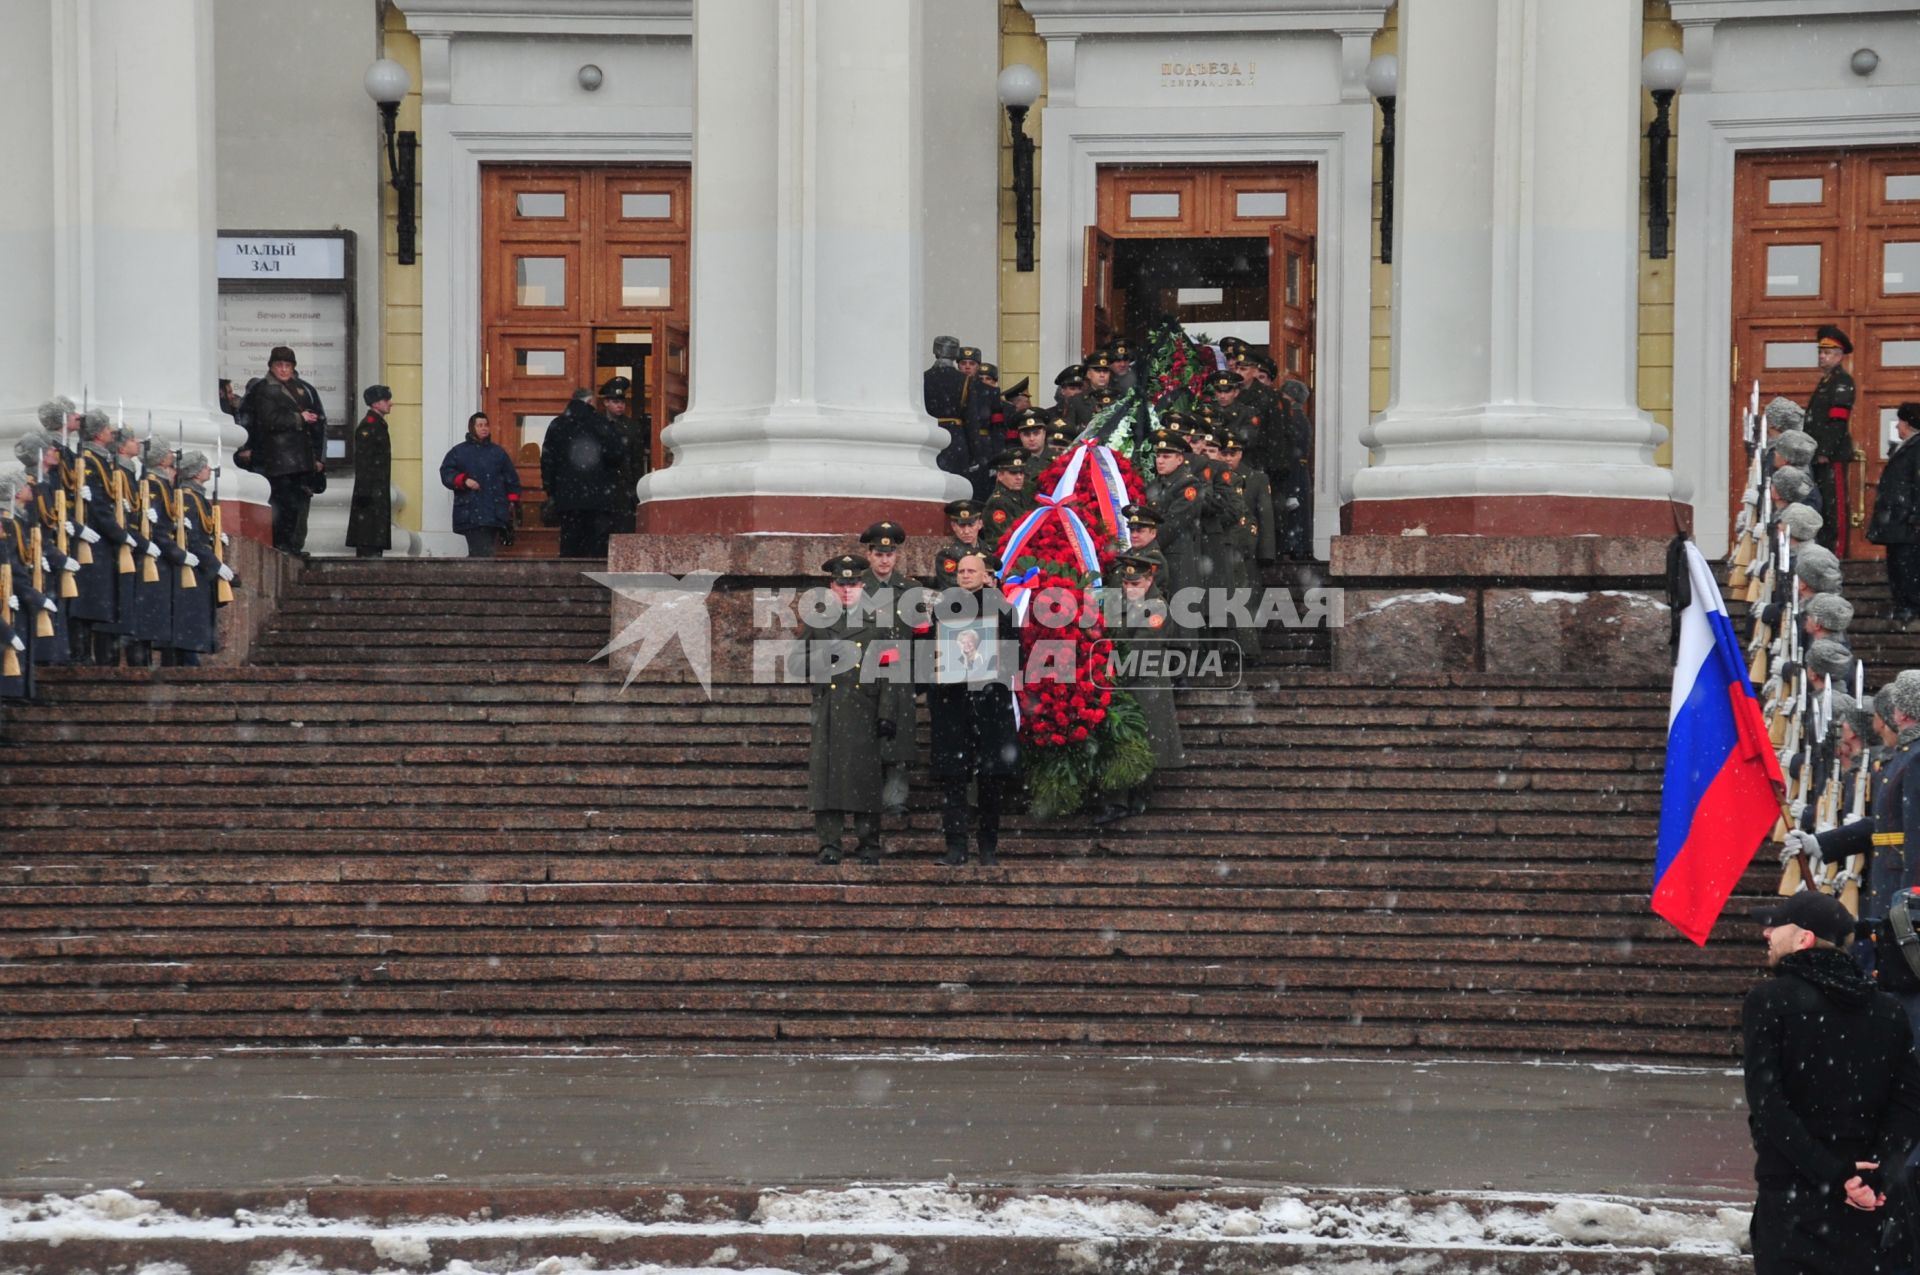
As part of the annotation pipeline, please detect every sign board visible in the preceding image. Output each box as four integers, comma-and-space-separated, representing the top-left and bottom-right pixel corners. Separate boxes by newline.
217, 236, 348, 281
218, 292, 352, 430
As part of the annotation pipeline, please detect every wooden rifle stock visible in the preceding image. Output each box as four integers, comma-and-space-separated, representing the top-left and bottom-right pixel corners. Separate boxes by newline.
28, 526, 52, 638
113, 469, 134, 575
211, 504, 232, 604
51, 491, 77, 599
1, 560, 17, 680
137, 476, 158, 583
70, 454, 92, 566
175, 482, 196, 591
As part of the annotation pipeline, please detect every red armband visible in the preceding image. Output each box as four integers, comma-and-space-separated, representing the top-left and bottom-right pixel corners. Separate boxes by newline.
454, 473, 468, 487
507, 492, 520, 502
1830, 407, 1851, 420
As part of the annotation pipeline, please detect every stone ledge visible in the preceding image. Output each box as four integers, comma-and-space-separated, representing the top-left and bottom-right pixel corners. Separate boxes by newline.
1330, 534, 1672, 582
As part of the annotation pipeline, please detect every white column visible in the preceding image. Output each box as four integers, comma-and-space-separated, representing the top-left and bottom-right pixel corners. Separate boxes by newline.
637, 0, 966, 531
1350, 0, 1677, 533
0, 0, 266, 510
0, 3, 56, 440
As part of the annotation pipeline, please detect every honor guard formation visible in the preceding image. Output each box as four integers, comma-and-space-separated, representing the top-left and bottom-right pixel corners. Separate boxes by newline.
1, 397, 241, 731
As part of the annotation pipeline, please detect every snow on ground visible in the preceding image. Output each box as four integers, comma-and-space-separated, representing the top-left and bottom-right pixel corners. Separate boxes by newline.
0, 1184, 1751, 1268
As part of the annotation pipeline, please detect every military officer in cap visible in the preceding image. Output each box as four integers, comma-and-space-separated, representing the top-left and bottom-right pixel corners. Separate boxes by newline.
925, 336, 973, 481
983, 451, 1034, 549
1804, 325, 1860, 554
1108, 339, 1139, 394
598, 377, 649, 535
1120, 503, 1170, 584
1218, 434, 1273, 657
954, 346, 998, 498
932, 500, 987, 591
1046, 425, 1076, 460
1002, 378, 1033, 418
1064, 352, 1114, 429
804, 553, 891, 865
1013, 408, 1051, 467
860, 521, 918, 820
1092, 554, 1186, 825
348, 385, 394, 558
1144, 431, 1208, 629
1052, 364, 1086, 416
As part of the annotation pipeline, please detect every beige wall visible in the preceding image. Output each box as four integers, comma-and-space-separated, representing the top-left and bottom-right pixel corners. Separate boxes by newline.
377, 5, 424, 531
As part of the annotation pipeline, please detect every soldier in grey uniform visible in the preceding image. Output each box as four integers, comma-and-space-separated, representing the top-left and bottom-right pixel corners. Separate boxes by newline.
804, 554, 889, 865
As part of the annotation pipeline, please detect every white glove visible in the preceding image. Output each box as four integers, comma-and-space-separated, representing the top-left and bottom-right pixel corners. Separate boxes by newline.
1782, 829, 1822, 872
62, 521, 77, 536
181, 515, 194, 532
79, 484, 94, 502
217, 563, 235, 583
220, 533, 231, 548
78, 525, 100, 544
62, 557, 79, 573
1788, 798, 1807, 824
6, 596, 15, 610
40, 556, 50, 572
1762, 675, 1782, 700
145, 540, 161, 559
1743, 484, 1759, 506
1828, 867, 1860, 892
8, 635, 21, 653
1734, 509, 1752, 538
182, 552, 201, 568
145, 506, 159, 525
42, 598, 57, 612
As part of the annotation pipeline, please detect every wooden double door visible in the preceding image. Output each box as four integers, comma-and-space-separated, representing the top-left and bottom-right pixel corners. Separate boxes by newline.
1083, 164, 1317, 392
481, 165, 690, 551
1730, 146, 1920, 558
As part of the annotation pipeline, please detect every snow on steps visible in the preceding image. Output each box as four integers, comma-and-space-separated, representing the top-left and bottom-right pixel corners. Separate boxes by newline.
0, 1184, 1750, 1274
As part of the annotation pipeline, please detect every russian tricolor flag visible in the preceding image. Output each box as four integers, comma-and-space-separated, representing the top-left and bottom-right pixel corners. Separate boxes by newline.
1653, 541, 1785, 945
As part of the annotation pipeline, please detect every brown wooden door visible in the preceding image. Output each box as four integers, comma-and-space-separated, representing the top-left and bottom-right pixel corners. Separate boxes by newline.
1269, 226, 1316, 392
1082, 227, 1119, 357
481, 164, 690, 555
1731, 147, 1920, 558
650, 318, 690, 473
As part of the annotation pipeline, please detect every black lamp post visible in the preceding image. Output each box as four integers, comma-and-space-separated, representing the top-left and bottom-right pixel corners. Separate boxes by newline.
1366, 55, 1398, 266
1642, 48, 1685, 261
364, 58, 418, 266
998, 64, 1042, 273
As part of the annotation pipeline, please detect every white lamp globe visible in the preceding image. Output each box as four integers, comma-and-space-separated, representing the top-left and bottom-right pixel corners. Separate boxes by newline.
997, 64, 1042, 109
364, 58, 412, 106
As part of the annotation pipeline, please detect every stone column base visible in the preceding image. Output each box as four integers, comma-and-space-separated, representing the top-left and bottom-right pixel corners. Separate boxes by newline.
1328, 536, 1675, 680
635, 494, 949, 537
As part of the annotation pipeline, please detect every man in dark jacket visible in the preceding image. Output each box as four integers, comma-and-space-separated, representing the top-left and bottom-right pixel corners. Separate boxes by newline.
540, 389, 628, 559
600, 377, 648, 535
1745, 890, 1920, 1274
929, 551, 1020, 866
924, 336, 971, 482
237, 346, 327, 554
347, 386, 393, 558
1870, 403, 1920, 622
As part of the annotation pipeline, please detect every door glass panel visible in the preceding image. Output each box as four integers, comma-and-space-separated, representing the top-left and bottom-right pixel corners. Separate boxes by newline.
1883, 340, 1920, 367
514, 348, 566, 377
515, 192, 566, 218
1285, 253, 1302, 307
1886, 174, 1920, 202
1767, 178, 1824, 205
1236, 191, 1288, 218
1287, 343, 1302, 373
1885, 241, 1920, 293
1765, 341, 1819, 369
1764, 244, 1822, 297
1128, 192, 1180, 219
621, 192, 673, 219
1883, 407, 1903, 460
514, 257, 566, 307
621, 257, 673, 308
516, 414, 551, 459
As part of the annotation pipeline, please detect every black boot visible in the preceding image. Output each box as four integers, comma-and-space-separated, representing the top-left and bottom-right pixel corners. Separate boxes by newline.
817, 845, 843, 865
856, 840, 883, 866
940, 843, 967, 866
976, 845, 999, 867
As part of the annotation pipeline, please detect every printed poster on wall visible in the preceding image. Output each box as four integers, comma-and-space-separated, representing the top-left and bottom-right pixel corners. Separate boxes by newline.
217, 292, 351, 432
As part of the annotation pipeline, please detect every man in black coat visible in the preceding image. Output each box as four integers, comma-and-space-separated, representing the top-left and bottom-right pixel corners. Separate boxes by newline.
1804, 325, 1860, 556
347, 386, 393, 558
237, 345, 327, 554
1869, 403, 1920, 622
540, 389, 629, 559
928, 551, 1020, 866
1744, 890, 1920, 1274
924, 336, 972, 481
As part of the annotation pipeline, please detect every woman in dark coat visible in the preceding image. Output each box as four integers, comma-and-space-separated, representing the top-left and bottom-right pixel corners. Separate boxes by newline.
1869, 402, 1920, 623
347, 386, 394, 557
927, 550, 1021, 866
440, 413, 522, 558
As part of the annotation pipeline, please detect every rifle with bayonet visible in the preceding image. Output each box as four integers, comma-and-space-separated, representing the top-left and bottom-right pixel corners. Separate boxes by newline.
1729, 380, 1765, 590
212, 431, 232, 604
28, 526, 53, 638
1, 558, 18, 682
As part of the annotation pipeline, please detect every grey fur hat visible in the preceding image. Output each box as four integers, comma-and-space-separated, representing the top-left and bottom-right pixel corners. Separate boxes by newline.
1765, 396, 1807, 432
1876, 685, 1899, 729
1888, 671, 1920, 726
1771, 466, 1815, 504
1828, 689, 1861, 732
142, 436, 177, 466
36, 397, 76, 432
0, 469, 25, 510
1772, 429, 1818, 468
932, 335, 962, 361
1806, 638, 1855, 679
1804, 592, 1855, 635
176, 450, 211, 482
1778, 503, 1822, 544
12, 430, 53, 470
1793, 545, 1843, 594
80, 408, 113, 441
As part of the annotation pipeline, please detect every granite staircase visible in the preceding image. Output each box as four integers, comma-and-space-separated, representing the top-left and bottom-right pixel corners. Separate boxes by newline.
0, 558, 1766, 1060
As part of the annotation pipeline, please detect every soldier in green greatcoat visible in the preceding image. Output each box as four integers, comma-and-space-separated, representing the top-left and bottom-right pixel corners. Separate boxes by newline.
805, 554, 890, 865
859, 521, 918, 820
1092, 554, 1186, 825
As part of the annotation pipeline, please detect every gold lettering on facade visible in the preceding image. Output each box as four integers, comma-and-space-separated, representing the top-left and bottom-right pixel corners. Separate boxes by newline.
1159, 57, 1257, 90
